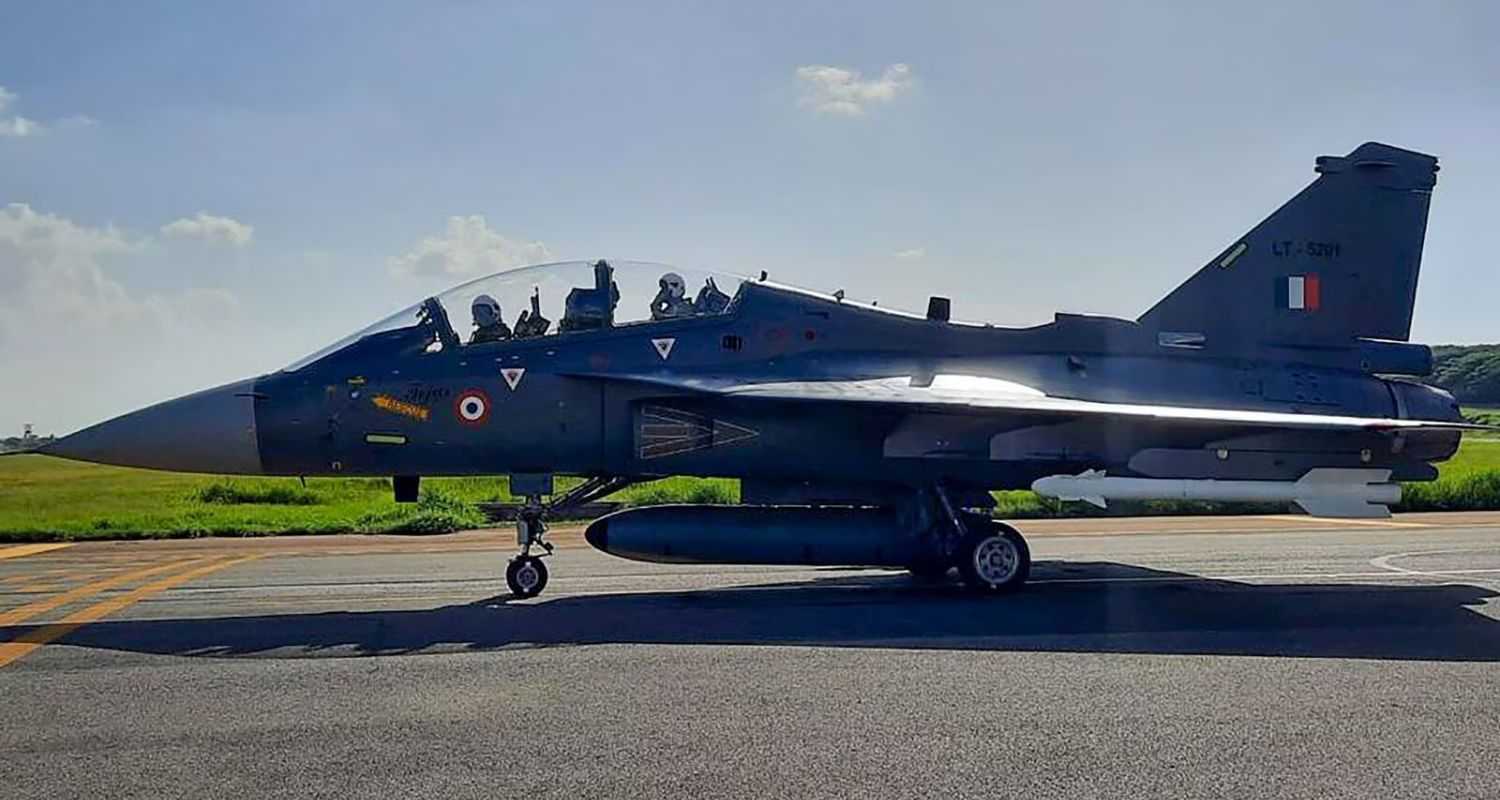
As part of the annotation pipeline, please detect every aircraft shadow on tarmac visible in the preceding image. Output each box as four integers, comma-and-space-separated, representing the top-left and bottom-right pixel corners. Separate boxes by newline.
28, 560, 1500, 662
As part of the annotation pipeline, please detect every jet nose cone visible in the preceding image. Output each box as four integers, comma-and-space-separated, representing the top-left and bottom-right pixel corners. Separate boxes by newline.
44, 378, 263, 474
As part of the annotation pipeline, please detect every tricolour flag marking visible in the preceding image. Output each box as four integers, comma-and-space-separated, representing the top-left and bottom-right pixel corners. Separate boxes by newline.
1278, 273, 1321, 312
1288, 275, 1306, 310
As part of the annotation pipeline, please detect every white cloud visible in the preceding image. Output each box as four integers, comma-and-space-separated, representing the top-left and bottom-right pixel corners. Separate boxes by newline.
0, 85, 96, 138
0, 203, 234, 333
0, 202, 134, 267
0, 86, 42, 137
893, 247, 926, 260
0, 116, 43, 138
160, 212, 255, 247
0, 204, 246, 433
389, 215, 552, 278
795, 63, 914, 116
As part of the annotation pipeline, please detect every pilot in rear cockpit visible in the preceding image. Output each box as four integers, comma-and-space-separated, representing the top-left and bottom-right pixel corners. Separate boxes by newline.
469, 294, 512, 344
650, 272, 696, 320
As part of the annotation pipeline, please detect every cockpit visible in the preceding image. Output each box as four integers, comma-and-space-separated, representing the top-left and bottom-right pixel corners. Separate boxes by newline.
283, 260, 745, 371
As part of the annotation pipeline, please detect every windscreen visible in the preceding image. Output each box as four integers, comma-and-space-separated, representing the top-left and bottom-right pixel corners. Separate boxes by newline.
283, 260, 744, 371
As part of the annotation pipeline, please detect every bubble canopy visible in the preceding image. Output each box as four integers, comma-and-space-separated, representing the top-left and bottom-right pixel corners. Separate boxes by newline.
284, 260, 746, 371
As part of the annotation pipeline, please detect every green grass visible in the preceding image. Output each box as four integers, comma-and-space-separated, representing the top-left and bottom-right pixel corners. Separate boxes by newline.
1393, 436, 1500, 512
2, 438, 1498, 540
0, 456, 735, 541
1461, 404, 1500, 436
1421, 435, 1500, 474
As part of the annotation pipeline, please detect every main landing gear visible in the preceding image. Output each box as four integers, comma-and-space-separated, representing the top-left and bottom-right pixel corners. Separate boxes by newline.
924, 484, 1032, 593
505, 476, 635, 599
954, 518, 1030, 592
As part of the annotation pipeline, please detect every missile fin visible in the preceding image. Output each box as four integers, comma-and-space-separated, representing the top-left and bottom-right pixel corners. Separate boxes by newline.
1032, 470, 1109, 508
1294, 496, 1393, 519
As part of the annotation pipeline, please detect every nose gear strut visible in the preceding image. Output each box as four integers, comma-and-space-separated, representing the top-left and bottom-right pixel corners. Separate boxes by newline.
505, 475, 636, 598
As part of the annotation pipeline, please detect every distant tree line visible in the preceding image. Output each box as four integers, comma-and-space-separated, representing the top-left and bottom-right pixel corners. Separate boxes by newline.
1430, 345, 1500, 406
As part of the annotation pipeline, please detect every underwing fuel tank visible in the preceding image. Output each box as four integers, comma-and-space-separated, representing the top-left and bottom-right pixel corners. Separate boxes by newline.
583, 505, 926, 567
1032, 468, 1402, 519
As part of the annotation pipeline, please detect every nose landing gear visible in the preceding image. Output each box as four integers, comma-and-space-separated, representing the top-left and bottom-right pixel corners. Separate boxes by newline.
503, 476, 636, 599
506, 500, 552, 598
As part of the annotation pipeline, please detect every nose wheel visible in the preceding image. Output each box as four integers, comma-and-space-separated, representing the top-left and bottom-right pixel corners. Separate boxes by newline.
505, 555, 549, 598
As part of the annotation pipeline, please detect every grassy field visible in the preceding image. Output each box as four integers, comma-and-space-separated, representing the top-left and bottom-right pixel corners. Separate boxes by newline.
1462, 405, 1500, 432
3, 435, 1499, 542
0, 456, 735, 541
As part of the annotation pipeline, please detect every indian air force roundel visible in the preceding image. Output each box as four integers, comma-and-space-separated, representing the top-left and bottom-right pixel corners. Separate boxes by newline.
454, 389, 492, 426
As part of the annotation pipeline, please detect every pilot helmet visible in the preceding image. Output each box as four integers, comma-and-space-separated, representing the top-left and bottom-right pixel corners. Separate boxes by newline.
472, 294, 502, 328
659, 272, 686, 300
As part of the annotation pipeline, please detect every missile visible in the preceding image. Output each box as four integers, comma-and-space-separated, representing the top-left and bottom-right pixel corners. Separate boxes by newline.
585, 504, 926, 567
1031, 468, 1401, 519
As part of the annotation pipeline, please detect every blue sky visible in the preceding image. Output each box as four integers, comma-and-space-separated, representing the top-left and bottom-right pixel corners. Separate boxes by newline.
2, 1, 1498, 433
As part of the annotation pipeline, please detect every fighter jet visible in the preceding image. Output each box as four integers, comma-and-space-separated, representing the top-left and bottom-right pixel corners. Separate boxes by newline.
42, 142, 1487, 598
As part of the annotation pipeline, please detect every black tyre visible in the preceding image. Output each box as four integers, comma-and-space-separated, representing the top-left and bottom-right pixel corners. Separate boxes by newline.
505, 555, 549, 598
955, 520, 1030, 593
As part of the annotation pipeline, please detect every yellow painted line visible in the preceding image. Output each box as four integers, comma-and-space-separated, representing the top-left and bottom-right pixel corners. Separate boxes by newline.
3, 568, 101, 588
0, 555, 260, 668
2, 570, 65, 585
1246, 515, 1435, 529
0, 543, 73, 561
0, 558, 208, 628
1328, 517, 1437, 529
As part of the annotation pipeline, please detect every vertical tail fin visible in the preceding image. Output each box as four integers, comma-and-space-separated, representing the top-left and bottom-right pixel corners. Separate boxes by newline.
1137, 142, 1438, 349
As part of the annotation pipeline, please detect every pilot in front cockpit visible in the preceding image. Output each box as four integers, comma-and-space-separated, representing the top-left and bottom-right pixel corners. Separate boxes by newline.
650, 272, 696, 320
469, 294, 512, 344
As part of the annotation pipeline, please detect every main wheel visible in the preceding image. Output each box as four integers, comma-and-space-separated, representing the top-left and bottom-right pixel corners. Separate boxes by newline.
956, 520, 1030, 593
505, 555, 549, 598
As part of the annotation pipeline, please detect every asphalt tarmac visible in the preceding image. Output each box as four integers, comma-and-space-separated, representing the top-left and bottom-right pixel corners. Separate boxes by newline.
4, 513, 1500, 799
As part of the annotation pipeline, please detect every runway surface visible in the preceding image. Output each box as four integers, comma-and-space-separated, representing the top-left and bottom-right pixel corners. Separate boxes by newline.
4, 513, 1500, 799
